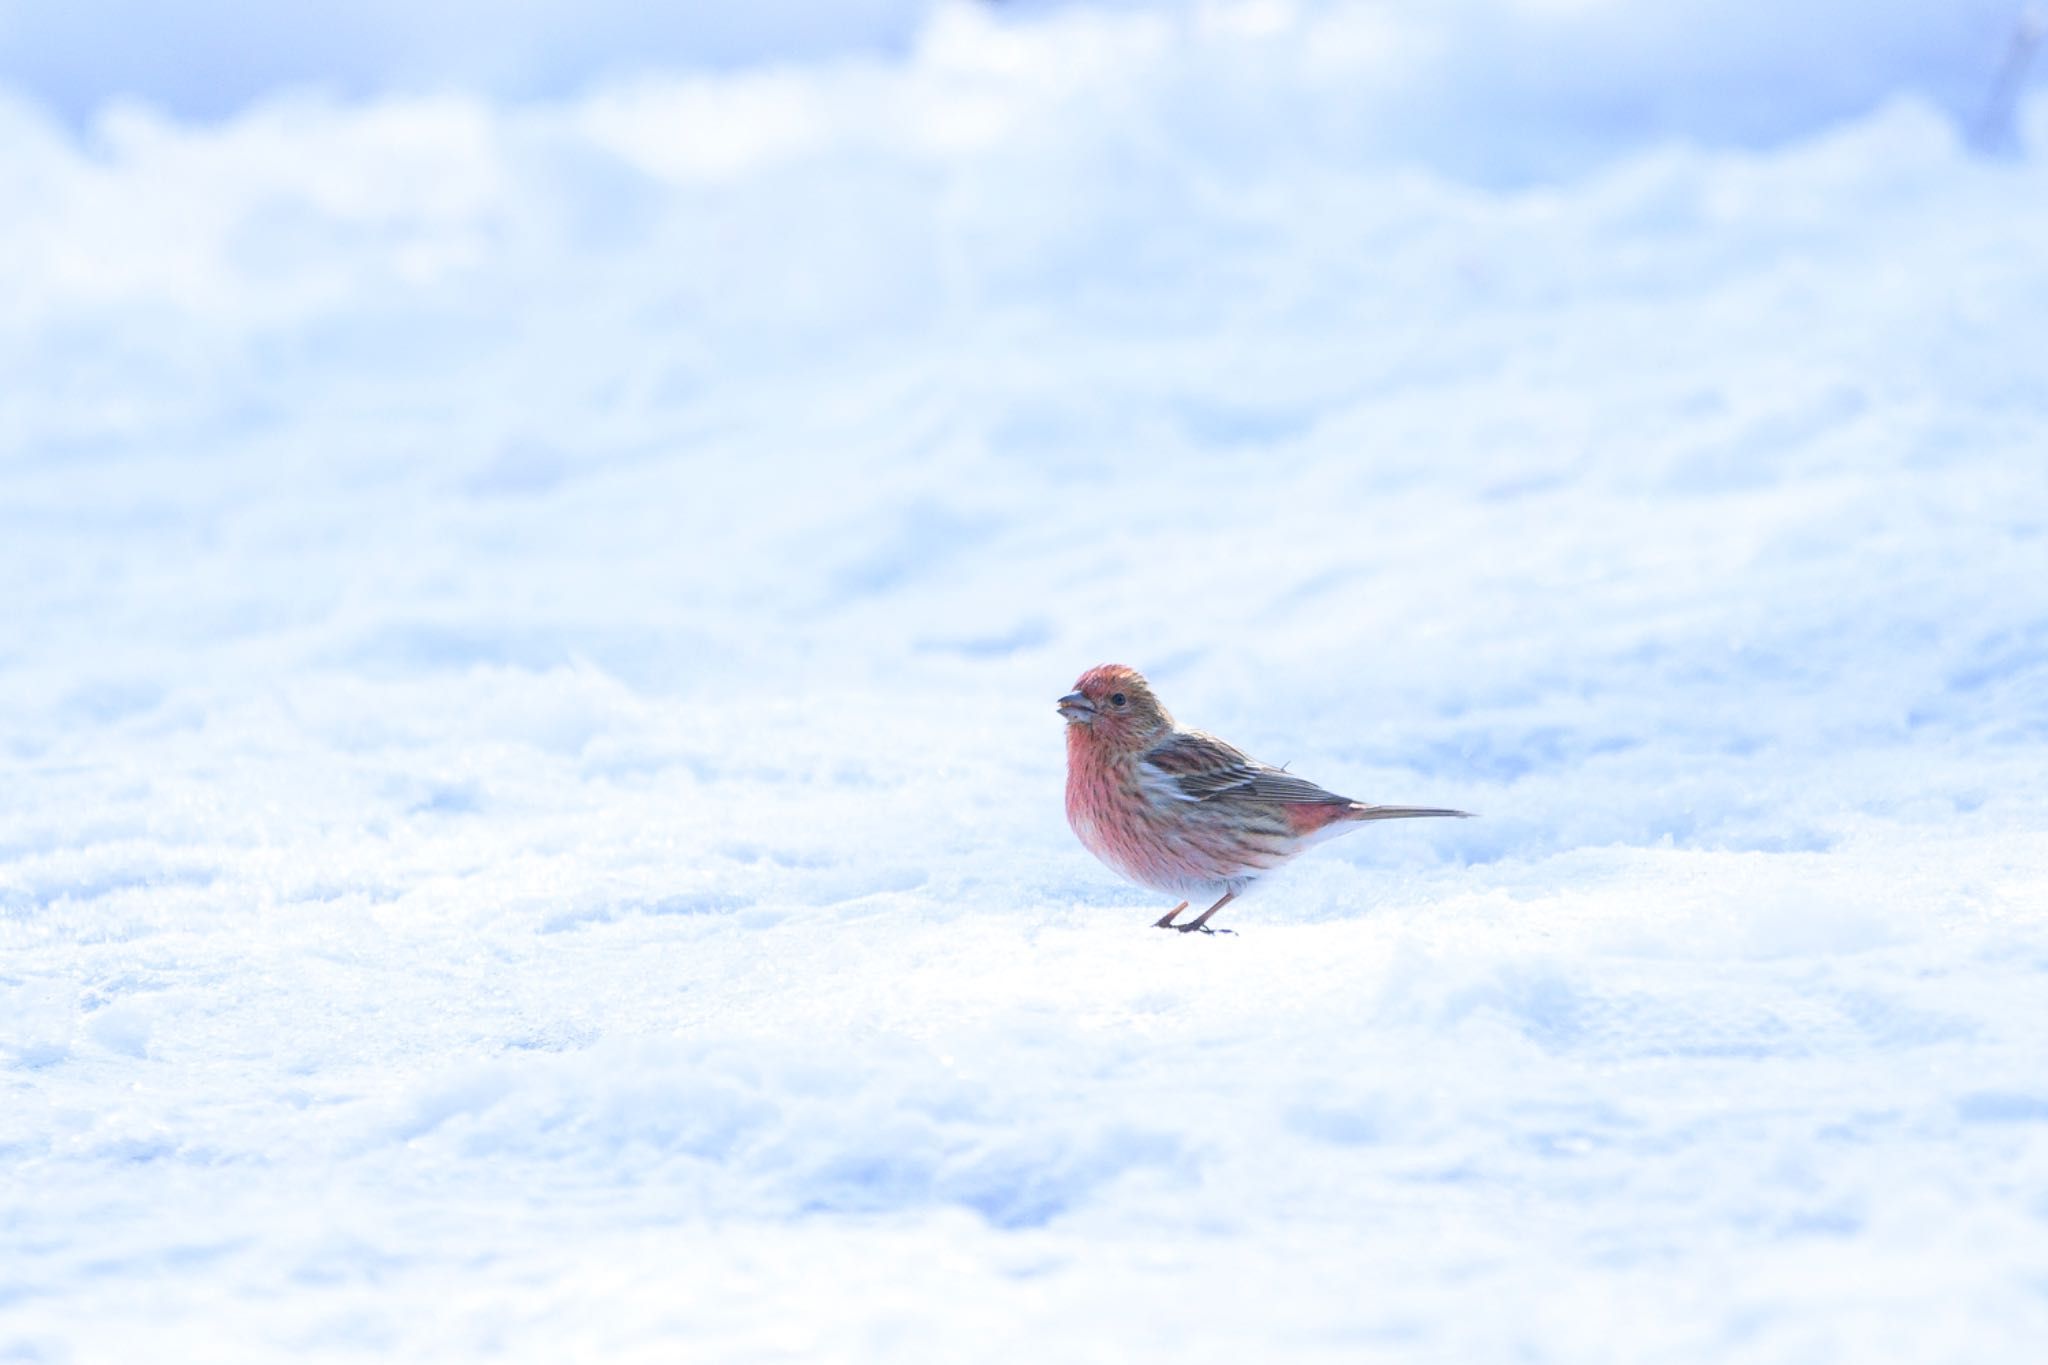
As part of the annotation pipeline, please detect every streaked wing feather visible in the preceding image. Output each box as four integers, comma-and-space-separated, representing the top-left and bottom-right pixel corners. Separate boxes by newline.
1140, 729, 1350, 806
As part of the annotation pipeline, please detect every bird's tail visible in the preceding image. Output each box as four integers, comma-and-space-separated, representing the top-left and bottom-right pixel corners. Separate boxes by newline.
1346, 804, 1473, 821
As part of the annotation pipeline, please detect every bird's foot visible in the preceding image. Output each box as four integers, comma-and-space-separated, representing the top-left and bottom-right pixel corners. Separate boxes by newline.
1152, 901, 1190, 929
1173, 892, 1237, 935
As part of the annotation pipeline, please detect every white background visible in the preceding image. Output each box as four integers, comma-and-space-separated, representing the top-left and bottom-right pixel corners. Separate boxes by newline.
4, 2, 2047, 1359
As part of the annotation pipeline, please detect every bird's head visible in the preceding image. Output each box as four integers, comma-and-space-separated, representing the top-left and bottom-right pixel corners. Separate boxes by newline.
1057, 663, 1173, 751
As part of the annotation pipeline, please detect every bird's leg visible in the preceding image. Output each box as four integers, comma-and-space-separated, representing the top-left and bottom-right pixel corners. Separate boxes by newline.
1152, 901, 1190, 929
1177, 892, 1236, 934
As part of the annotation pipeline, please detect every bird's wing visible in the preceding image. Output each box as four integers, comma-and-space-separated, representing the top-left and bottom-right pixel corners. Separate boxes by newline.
1139, 729, 1351, 805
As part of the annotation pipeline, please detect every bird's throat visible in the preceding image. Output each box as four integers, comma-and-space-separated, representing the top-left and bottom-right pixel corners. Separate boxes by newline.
1064, 724, 1127, 838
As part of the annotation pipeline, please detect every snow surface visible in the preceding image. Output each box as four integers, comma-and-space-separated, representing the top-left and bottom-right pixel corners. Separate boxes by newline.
5, 2, 2048, 1360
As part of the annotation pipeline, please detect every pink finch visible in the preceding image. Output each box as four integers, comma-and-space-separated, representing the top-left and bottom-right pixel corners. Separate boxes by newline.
1059, 663, 1470, 933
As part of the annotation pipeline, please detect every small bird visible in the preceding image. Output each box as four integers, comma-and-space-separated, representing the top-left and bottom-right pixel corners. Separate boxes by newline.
1059, 664, 1469, 933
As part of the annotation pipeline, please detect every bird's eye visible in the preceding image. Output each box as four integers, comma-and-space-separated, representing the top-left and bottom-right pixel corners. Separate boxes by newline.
1111, 692, 1127, 707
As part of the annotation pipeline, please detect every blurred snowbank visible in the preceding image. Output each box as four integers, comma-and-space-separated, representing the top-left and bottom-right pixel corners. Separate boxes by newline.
2, 0, 2040, 177
0, 0, 933, 121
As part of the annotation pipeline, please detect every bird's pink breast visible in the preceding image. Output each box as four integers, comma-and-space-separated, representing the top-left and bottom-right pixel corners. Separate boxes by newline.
1064, 728, 1139, 873
1065, 727, 1305, 895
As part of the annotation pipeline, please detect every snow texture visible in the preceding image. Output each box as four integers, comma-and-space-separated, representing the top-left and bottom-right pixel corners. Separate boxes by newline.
4, 1, 2048, 1360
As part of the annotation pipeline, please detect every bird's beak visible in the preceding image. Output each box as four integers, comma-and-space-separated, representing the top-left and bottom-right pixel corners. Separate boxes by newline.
1056, 691, 1095, 724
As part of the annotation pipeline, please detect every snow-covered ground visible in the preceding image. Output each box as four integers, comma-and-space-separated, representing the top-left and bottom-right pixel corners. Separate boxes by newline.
4, 2, 2048, 1360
